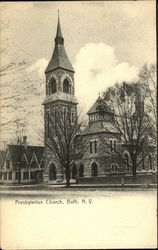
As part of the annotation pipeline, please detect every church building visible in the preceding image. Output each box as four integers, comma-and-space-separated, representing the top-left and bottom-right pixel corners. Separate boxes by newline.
0, 14, 156, 185
43, 14, 157, 183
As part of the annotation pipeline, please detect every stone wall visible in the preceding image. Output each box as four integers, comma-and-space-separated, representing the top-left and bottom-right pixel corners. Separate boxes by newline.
78, 173, 157, 184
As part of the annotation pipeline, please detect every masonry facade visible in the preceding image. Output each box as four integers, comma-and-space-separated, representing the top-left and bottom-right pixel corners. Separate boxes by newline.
80, 97, 157, 178
42, 15, 157, 183
43, 14, 78, 182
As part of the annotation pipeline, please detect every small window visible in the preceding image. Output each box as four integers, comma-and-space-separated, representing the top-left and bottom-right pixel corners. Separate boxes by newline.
90, 141, 93, 154
79, 164, 84, 177
91, 162, 98, 176
72, 113, 74, 123
30, 172, 36, 179
111, 164, 118, 172
109, 139, 117, 152
94, 140, 97, 153
47, 112, 50, 137
23, 171, 29, 180
4, 172, 7, 180
124, 153, 129, 171
6, 159, 10, 169
115, 164, 118, 172
72, 165, 77, 179
110, 140, 113, 152
149, 155, 152, 170
114, 140, 116, 152
63, 110, 66, 122
9, 172, 12, 180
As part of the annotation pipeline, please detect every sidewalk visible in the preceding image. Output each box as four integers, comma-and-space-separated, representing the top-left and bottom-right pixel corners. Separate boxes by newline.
0, 182, 157, 190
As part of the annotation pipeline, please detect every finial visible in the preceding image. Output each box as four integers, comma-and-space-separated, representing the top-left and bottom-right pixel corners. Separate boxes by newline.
58, 9, 59, 17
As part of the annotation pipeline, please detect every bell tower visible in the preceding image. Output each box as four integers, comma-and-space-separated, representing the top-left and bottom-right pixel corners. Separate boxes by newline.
43, 12, 78, 182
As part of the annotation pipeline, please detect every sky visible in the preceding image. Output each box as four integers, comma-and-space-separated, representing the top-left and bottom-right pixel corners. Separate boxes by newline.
0, 1, 156, 146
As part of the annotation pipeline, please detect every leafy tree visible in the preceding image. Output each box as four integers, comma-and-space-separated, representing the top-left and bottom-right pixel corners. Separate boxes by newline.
99, 79, 155, 176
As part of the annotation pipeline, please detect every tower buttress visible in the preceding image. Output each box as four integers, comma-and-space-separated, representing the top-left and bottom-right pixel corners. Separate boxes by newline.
43, 13, 78, 182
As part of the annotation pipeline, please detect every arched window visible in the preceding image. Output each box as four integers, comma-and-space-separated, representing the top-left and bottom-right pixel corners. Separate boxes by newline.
115, 164, 118, 172
72, 164, 77, 179
111, 164, 118, 172
90, 141, 93, 154
91, 162, 98, 176
63, 78, 70, 94
94, 140, 97, 153
111, 164, 115, 172
47, 111, 50, 138
124, 153, 129, 171
79, 164, 84, 177
49, 164, 57, 180
6, 159, 10, 169
50, 78, 56, 94
148, 155, 152, 170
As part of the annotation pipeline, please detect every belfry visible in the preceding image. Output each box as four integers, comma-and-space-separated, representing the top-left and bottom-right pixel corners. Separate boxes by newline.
43, 13, 78, 182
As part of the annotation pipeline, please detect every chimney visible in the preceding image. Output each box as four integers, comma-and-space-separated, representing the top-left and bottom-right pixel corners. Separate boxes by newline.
22, 136, 27, 149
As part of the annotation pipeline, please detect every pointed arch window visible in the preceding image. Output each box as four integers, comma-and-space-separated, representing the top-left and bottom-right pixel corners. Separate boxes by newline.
91, 162, 98, 176
47, 111, 50, 138
63, 78, 71, 94
6, 158, 10, 169
50, 78, 57, 94
148, 155, 152, 170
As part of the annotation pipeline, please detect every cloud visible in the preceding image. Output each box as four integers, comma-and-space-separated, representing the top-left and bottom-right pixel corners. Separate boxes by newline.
6, 46, 138, 146
27, 58, 48, 78
74, 43, 138, 114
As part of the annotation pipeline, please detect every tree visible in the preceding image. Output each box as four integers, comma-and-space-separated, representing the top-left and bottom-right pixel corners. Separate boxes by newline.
99, 80, 155, 176
138, 64, 156, 129
9, 122, 27, 184
0, 5, 44, 146
45, 105, 87, 187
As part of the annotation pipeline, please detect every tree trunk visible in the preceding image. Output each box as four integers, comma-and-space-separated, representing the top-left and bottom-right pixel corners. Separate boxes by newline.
65, 164, 70, 188
18, 163, 21, 184
132, 157, 137, 176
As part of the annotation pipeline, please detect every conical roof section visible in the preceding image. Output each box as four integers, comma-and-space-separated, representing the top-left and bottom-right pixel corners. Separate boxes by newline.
45, 13, 74, 73
87, 96, 102, 114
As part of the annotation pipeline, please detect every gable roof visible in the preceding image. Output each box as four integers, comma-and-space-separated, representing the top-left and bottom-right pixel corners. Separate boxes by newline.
7, 145, 44, 168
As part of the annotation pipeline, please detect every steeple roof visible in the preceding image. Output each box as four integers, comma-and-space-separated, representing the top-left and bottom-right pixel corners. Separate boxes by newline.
45, 13, 74, 73
87, 96, 114, 115
87, 96, 102, 115
55, 11, 63, 42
